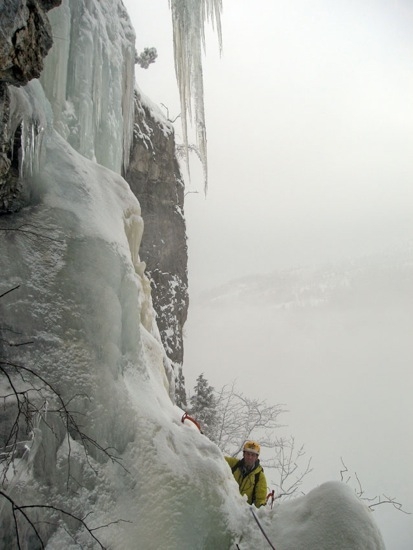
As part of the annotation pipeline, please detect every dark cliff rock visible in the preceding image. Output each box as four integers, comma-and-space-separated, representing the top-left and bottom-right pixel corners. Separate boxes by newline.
0, 0, 61, 86
125, 89, 189, 396
0, 0, 61, 212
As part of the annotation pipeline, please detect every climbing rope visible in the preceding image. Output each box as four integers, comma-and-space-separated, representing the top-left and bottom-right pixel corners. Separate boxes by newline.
250, 507, 276, 550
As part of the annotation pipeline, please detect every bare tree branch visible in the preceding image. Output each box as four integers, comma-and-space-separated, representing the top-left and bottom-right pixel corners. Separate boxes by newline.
0, 490, 131, 549
339, 458, 410, 514
209, 381, 311, 501
161, 103, 181, 123
0, 223, 63, 243
0, 360, 126, 485
0, 268, 130, 548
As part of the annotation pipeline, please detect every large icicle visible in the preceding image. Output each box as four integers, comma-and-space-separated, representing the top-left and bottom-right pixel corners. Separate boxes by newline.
169, 0, 222, 194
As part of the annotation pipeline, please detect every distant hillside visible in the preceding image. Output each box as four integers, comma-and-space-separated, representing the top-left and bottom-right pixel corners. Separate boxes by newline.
195, 246, 413, 310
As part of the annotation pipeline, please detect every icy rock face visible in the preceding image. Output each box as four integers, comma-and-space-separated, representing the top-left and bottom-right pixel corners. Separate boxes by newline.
0, 1, 241, 548
0, 115, 234, 548
0, 0, 60, 86
0, 0, 61, 212
125, 88, 189, 381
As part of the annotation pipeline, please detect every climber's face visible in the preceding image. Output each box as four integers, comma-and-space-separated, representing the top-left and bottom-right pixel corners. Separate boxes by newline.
243, 450, 258, 468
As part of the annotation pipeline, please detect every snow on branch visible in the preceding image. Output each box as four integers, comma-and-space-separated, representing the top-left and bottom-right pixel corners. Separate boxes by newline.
136, 47, 158, 69
169, 0, 223, 194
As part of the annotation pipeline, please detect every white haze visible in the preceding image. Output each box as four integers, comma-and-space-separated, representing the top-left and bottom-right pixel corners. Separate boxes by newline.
125, 1, 413, 549
128, 0, 413, 288
184, 258, 413, 549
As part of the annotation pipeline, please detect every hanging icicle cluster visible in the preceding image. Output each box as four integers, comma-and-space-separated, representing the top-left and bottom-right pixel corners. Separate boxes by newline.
169, 0, 223, 194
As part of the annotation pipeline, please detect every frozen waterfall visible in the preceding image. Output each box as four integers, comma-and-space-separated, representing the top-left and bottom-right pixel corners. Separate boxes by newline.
39, 0, 136, 174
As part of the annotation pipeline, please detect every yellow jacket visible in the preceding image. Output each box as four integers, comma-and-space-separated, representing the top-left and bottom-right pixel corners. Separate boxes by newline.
225, 456, 267, 507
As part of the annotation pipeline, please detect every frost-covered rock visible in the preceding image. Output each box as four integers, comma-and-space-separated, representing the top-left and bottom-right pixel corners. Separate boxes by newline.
126, 87, 188, 381
0, 0, 60, 86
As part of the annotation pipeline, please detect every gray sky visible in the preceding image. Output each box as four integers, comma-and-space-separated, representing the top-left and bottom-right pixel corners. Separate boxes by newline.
127, 0, 413, 291
124, 1, 413, 548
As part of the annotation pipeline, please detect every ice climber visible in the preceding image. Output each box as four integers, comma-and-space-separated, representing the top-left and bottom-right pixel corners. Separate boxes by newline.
225, 440, 268, 507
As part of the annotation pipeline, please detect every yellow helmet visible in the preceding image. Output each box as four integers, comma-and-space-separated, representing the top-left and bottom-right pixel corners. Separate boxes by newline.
243, 440, 260, 455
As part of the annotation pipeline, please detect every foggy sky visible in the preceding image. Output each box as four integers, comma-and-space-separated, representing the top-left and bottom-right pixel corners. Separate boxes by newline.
127, 0, 413, 292
123, 1, 413, 548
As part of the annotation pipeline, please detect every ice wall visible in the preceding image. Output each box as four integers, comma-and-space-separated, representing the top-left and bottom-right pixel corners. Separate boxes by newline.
0, 1, 241, 547
0, 92, 239, 547
40, 0, 135, 174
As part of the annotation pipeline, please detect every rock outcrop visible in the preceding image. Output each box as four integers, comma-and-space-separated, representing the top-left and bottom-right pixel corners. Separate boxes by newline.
125, 89, 189, 398
0, 0, 61, 86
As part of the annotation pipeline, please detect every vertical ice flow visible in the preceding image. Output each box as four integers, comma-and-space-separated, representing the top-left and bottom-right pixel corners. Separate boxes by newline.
40, 0, 136, 174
